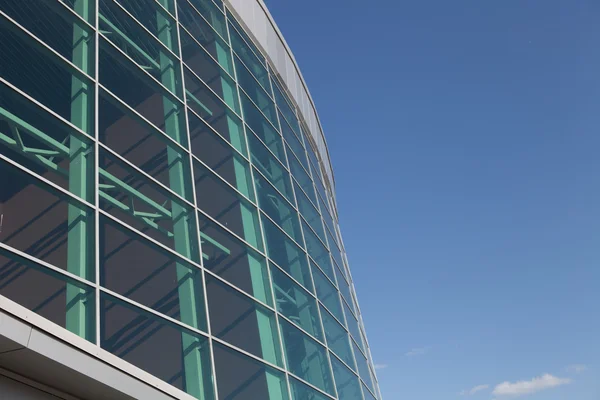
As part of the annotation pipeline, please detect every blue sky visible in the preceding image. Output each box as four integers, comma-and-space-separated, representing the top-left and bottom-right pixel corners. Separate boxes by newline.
264, 0, 600, 399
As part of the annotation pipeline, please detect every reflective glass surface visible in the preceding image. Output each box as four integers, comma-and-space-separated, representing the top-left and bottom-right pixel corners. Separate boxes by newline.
0, 2, 381, 398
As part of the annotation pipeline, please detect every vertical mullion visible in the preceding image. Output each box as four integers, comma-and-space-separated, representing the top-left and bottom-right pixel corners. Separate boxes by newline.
226, 9, 290, 400
94, 0, 101, 347
171, 1, 216, 399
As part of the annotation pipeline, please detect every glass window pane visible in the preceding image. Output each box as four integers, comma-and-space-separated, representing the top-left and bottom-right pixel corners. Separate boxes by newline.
0, 81, 95, 202
0, 158, 95, 281
99, 37, 187, 145
194, 160, 262, 250
255, 173, 302, 245
327, 229, 343, 271
281, 115, 308, 171
99, 150, 200, 262
180, 28, 238, 113
337, 268, 354, 315
187, 103, 245, 158
271, 79, 299, 136
99, 0, 182, 99
353, 341, 375, 395
187, 0, 227, 40
228, 18, 269, 91
302, 221, 334, 282
178, 0, 232, 74
249, 134, 294, 204
0, 14, 94, 134
112, 0, 178, 51
100, 217, 208, 332
241, 93, 284, 162
279, 319, 334, 396
0, 0, 95, 75
319, 195, 336, 239
289, 151, 317, 205
295, 182, 326, 244
261, 216, 312, 293
213, 342, 289, 400
363, 383, 377, 400
99, 89, 194, 202
206, 276, 282, 366
289, 377, 330, 400
198, 213, 272, 305
100, 293, 214, 399
345, 302, 364, 351
184, 65, 240, 123
271, 265, 323, 342
189, 114, 254, 201
235, 57, 277, 127
321, 306, 355, 370
312, 264, 344, 324
0, 247, 95, 343
331, 356, 363, 400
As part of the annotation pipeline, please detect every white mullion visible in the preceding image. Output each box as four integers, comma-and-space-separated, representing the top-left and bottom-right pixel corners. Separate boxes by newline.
172, 1, 219, 396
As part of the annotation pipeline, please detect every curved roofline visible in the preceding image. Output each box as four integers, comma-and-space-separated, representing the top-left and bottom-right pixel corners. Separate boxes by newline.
225, 0, 336, 195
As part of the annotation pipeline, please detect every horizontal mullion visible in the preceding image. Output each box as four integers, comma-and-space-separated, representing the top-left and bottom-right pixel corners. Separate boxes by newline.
261, 210, 305, 253
239, 86, 280, 134
0, 242, 96, 288
246, 125, 289, 171
251, 166, 297, 212
277, 312, 326, 348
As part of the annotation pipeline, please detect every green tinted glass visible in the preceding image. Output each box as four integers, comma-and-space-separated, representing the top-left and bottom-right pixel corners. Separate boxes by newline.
321, 306, 355, 370
271, 265, 323, 341
312, 263, 344, 323
331, 356, 363, 400
279, 319, 334, 395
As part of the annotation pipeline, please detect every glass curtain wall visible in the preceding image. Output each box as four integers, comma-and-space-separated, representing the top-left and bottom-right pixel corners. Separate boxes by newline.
0, 0, 380, 399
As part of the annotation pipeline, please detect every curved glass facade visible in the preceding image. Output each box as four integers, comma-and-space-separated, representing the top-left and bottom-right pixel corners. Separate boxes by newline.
0, 1, 381, 399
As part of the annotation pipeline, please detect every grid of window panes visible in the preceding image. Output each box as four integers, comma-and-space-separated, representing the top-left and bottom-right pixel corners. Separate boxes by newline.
0, 0, 380, 399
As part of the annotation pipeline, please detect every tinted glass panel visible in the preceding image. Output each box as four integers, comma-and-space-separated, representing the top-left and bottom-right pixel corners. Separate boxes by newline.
241, 93, 284, 162
279, 319, 334, 395
113, 0, 178, 48
236, 57, 277, 127
198, 213, 271, 305
99, 37, 186, 144
289, 377, 330, 400
99, 151, 199, 262
261, 216, 312, 293
100, 217, 207, 332
213, 342, 289, 400
0, 14, 94, 134
321, 306, 355, 370
271, 265, 323, 341
99, 89, 193, 202
331, 356, 363, 400
281, 115, 308, 171
188, 102, 246, 157
207, 276, 282, 366
312, 263, 344, 324
0, 81, 95, 202
303, 221, 334, 282
353, 341, 374, 394
194, 160, 262, 250
0, 159, 95, 281
100, 294, 214, 399
295, 181, 325, 243
289, 151, 316, 205
249, 134, 294, 204
345, 302, 364, 352
0, 247, 95, 342
255, 173, 302, 244
187, 0, 227, 39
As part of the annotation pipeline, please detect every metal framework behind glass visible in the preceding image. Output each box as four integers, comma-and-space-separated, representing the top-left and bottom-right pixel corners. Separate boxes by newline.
0, 0, 381, 399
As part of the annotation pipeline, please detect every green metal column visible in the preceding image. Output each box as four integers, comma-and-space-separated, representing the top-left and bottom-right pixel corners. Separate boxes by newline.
157, 4, 210, 398
66, 0, 93, 342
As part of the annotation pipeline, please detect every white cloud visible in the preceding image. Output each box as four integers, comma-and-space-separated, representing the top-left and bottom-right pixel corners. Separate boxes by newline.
492, 374, 571, 397
566, 364, 587, 374
374, 364, 388, 370
405, 346, 431, 357
459, 384, 489, 396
